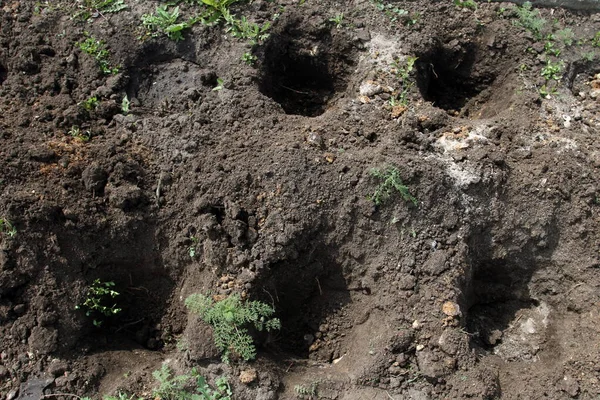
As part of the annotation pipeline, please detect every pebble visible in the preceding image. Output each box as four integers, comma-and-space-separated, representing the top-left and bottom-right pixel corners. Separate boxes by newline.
239, 368, 258, 384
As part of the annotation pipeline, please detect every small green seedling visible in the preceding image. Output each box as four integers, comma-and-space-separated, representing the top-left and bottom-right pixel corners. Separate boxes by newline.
77, 33, 120, 75
227, 16, 271, 45
76, 279, 122, 327
121, 94, 130, 115
328, 13, 344, 28
152, 364, 232, 400
541, 59, 563, 81
212, 78, 224, 91
368, 167, 417, 206
241, 52, 257, 65
592, 32, 600, 48
142, 5, 201, 41
0, 218, 17, 238
188, 236, 199, 258
185, 293, 281, 362
74, 0, 128, 21
514, 1, 546, 39
69, 126, 91, 142
81, 96, 99, 111
294, 382, 318, 399
454, 0, 477, 10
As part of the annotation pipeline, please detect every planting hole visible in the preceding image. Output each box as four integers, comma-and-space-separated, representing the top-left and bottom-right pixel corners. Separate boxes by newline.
464, 259, 537, 350
259, 22, 355, 117
416, 42, 495, 113
259, 249, 350, 359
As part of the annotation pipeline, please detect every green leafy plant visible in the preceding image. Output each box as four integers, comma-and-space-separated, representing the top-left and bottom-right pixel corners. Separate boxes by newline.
227, 16, 271, 45
241, 52, 257, 65
74, 0, 128, 21
141, 5, 200, 41
514, 1, 546, 39
185, 293, 281, 362
152, 364, 232, 400
212, 78, 224, 91
78, 33, 120, 75
188, 236, 199, 258
541, 59, 563, 81
554, 28, 574, 46
454, 0, 477, 10
81, 96, 99, 111
592, 32, 600, 48
328, 13, 344, 28
372, 0, 413, 24
294, 382, 318, 399
69, 125, 91, 142
543, 40, 560, 56
368, 166, 417, 206
389, 55, 418, 106
0, 218, 16, 238
76, 279, 122, 327
121, 94, 130, 115
581, 51, 596, 62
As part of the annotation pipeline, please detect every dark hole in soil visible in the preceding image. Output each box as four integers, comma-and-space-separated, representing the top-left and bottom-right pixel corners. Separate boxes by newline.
258, 29, 352, 117
0, 63, 7, 85
416, 42, 494, 112
464, 260, 537, 350
261, 250, 350, 358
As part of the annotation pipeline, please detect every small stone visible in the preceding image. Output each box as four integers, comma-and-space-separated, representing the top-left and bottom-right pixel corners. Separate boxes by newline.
7, 389, 18, 400
307, 132, 324, 148
0, 365, 8, 378
359, 80, 384, 97
416, 344, 425, 351
442, 301, 461, 317
239, 368, 258, 384
412, 320, 422, 329
13, 304, 26, 316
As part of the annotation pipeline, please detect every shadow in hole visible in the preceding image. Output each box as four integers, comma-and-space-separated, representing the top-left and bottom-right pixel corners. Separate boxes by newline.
260, 248, 351, 359
416, 42, 493, 112
461, 222, 559, 350
57, 223, 174, 354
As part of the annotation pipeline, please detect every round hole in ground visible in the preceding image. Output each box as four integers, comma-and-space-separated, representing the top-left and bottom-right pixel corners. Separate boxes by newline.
415, 41, 496, 113
259, 250, 351, 359
464, 259, 537, 350
258, 22, 355, 117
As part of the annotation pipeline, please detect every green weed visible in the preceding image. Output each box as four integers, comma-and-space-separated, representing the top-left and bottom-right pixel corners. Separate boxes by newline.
389, 56, 418, 106
152, 364, 232, 400
554, 28, 574, 46
81, 96, 99, 111
514, 1, 546, 39
328, 13, 344, 28
74, 0, 128, 21
69, 125, 91, 142
212, 78, 224, 91
77, 33, 120, 75
294, 382, 318, 399
0, 218, 17, 238
454, 0, 477, 10
141, 5, 199, 41
368, 166, 417, 207
76, 279, 122, 327
227, 16, 271, 45
241, 52, 257, 65
581, 51, 596, 62
592, 32, 600, 47
185, 293, 281, 362
121, 94, 130, 115
541, 59, 563, 81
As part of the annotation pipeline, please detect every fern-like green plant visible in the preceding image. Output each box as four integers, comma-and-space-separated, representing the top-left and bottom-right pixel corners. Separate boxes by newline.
368, 166, 417, 207
185, 293, 281, 362
514, 1, 546, 39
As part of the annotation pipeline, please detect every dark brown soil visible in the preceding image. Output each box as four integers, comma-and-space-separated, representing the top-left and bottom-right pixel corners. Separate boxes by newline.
2, 0, 600, 399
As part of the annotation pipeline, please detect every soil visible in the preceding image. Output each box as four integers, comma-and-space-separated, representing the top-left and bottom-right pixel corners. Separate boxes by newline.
1, 0, 600, 399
